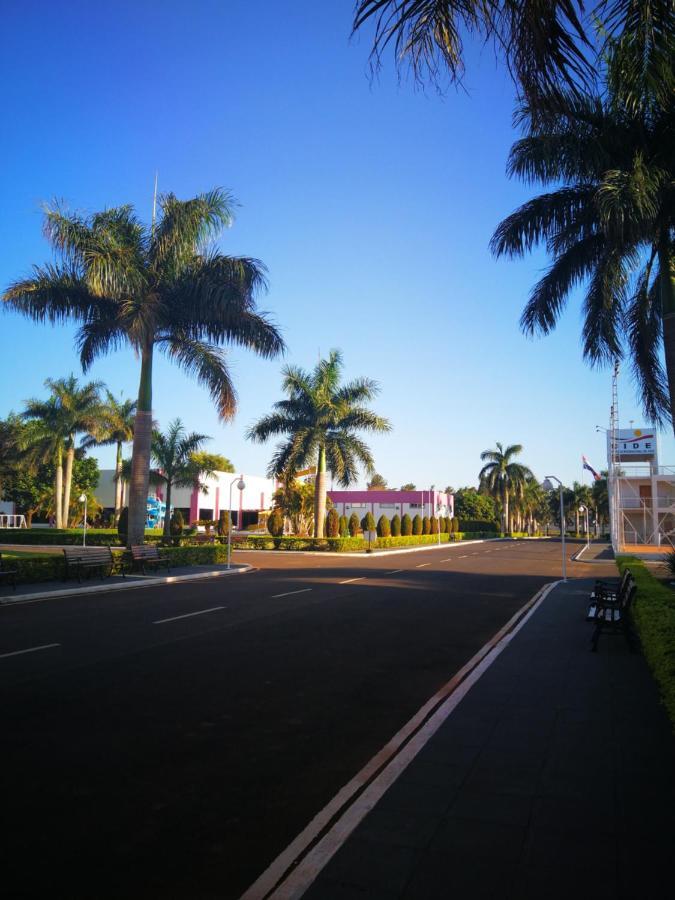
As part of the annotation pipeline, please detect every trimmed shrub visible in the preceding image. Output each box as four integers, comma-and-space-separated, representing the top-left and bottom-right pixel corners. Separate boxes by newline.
361, 512, 376, 533
458, 519, 498, 534
217, 510, 230, 536
338, 514, 349, 537
430, 515, 439, 534
326, 508, 340, 537
391, 513, 401, 537
401, 513, 412, 536
412, 514, 423, 535
422, 516, 431, 535
267, 508, 284, 537
169, 510, 184, 546
348, 512, 360, 537
117, 507, 128, 542
450, 517, 459, 533
377, 515, 391, 537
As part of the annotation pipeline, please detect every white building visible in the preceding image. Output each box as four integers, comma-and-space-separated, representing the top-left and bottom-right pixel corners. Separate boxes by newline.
327, 489, 453, 523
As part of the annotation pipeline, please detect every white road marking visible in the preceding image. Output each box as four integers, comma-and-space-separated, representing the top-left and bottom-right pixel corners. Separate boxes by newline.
416, 563, 430, 568
0, 642, 60, 660
458, 555, 468, 558
153, 606, 224, 625
271, 588, 313, 599
339, 577, 366, 584
440, 558, 454, 562
384, 569, 403, 575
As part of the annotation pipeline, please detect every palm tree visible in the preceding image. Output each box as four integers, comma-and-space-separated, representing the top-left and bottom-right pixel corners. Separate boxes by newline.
479, 442, 533, 534
151, 420, 213, 538
3, 190, 284, 545
353, 1, 673, 108
247, 350, 391, 537
491, 51, 675, 427
400, 482, 417, 491
367, 472, 388, 490
83, 391, 136, 524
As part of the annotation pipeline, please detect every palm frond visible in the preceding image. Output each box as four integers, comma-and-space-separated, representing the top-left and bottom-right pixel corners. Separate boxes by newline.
3, 265, 102, 323
158, 335, 237, 420
151, 190, 236, 277
490, 187, 596, 257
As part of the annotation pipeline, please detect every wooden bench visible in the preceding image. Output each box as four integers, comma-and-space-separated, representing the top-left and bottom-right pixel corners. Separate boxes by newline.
589, 582, 637, 652
63, 546, 119, 582
191, 533, 216, 545
0, 553, 18, 591
586, 568, 633, 620
131, 545, 171, 575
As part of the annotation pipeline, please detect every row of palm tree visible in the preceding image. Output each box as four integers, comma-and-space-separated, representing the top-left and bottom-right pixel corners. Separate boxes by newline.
3, 189, 283, 545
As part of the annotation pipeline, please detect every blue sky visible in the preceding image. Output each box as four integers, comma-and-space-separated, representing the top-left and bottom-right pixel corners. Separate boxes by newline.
2, 0, 671, 490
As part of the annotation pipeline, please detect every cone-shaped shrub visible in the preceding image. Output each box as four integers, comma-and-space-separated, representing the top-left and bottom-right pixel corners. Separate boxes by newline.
412, 514, 423, 535
267, 507, 284, 536
217, 510, 230, 536
170, 509, 184, 536
401, 513, 412, 536
339, 514, 349, 537
451, 516, 460, 533
361, 511, 376, 533
348, 512, 360, 537
441, 516, 449, 533
422, 516, 431, 535
326, 508, 339, 537
391, 513, 401, 537
377, 514, 391, 537
117, 506, 128, 541
430, 515, 439, 534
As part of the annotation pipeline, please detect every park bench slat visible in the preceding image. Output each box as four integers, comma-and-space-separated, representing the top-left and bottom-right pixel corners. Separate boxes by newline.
62, 546, 120, 582
130, 545, 171, 575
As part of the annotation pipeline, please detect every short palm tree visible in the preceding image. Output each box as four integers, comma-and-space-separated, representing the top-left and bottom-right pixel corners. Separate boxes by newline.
151, 419, 213, 538
23, 376, 103, 528
3, 189, 284, 545
479, 443, 533, 534
83, 390, 136, 524
247, 350, 391, 537
490, 51, 675, 427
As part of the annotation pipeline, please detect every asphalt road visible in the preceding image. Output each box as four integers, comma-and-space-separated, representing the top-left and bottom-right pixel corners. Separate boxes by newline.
0, 539, 609, 899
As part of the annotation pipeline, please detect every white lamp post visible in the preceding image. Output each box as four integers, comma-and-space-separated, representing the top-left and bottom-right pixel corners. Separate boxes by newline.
579, 505, 590, 549
542, 476, 566, 582
227, 476, 246, 569
79, 493, 88, 547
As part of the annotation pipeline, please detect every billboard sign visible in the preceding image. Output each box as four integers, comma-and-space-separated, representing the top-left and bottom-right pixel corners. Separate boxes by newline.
612, 428, 657, 461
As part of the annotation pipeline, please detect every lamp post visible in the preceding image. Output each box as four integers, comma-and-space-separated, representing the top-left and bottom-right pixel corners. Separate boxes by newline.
542, 476, 566, 582
227, 476, 246, 569
579, 504, 590, 549
79, 493, 88, 547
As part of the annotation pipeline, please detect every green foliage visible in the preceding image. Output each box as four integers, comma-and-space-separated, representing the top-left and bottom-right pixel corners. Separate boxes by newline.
422, 515, 431, 535
458, 519, 498, 534
453, 487, 497, 522
361, 511, 376, 532
338, 514, 349, 537
348, 512, 360, 537
412, 514, 422, 535
189, 451, 235, 474
326, 507, 340, 537
272, 478, 315, 536
430, 515, 439, 534
391, 513, 401, 537
217, 510, 230, 536
376, 514, 391, 537
367, 473, 388, 490
117, 507, 128, 541
616, 557, 675, 730
400, 482, 416, 491
169, 510, 184, 546
401, 513, 412, 536
267, 507, 284, 537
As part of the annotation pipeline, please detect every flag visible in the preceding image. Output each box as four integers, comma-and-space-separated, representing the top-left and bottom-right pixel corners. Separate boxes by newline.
582, 455, 601, 481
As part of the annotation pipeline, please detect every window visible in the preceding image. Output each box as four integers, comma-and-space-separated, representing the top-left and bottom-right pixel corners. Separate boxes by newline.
409, 503, 422, 509
349, 502, 367, 509
379, 503, 395, 509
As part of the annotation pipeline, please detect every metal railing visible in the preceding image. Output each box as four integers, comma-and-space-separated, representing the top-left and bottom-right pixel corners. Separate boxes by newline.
0, 514, 27, 529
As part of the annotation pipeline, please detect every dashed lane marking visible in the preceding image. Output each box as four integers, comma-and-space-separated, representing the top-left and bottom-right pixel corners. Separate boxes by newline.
271, 589, 313, 599
0, 643, 61, 660
153, 606, 225, 625
416, 563, 431, 568
339, 577, 366, 585
384, 570, 403, 575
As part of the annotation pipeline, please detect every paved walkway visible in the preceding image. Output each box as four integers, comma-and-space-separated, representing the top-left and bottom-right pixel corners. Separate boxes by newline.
304, 578, 675, 900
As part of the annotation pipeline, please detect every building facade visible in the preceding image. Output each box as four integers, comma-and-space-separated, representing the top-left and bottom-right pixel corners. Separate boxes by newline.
327, 489, 453, 523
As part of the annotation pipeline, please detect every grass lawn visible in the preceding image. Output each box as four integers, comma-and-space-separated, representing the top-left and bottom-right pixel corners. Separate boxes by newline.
0, 550, 57, 559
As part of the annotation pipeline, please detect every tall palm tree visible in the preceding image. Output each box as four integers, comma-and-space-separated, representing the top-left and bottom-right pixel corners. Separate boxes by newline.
353, 1, 673, 108
3, 189, 284, 545
83, 391, 136, 524
151, 420, 213, 538
490, 48, 675, 427
21, 396, 68, 528
247, 350, 391, 537
479, 442, 533, 534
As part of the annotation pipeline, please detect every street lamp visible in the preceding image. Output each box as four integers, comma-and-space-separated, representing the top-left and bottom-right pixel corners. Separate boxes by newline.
227, 476, 246, 569
79, 493, 88, 547
542, 476, 567, 582
579, 504, 590, 548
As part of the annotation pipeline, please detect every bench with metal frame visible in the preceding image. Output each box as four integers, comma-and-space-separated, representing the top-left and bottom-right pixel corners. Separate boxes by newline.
62, 546, 120, 582
586, 568, 634, 621
130, 545, 171, 575
589, 582, 637, 652
0, 552, 18, 591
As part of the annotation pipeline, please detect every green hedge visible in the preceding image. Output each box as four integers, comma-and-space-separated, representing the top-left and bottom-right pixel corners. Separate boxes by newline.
616, 556, 675, 729
2, 551, 128, 584
458, 519, 498, 533
0, 528, 164, 546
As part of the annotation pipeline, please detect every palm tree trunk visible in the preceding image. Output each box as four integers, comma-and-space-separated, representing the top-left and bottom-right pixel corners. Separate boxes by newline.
503, 490, 509, 535
54, 444, 63, 529
163, 480, 173, 538
659, 239, 675, 433
128, 344, 154, 547
62, 441, 75, 528
114, 441, 123, 524
314, 446, 327, 538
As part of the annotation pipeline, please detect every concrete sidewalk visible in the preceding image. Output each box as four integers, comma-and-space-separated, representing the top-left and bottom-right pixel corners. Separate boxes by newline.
303, 578, 675, 900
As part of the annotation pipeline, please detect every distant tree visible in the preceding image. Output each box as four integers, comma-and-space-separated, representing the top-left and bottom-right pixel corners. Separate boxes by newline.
400, 482, 416, 491
189, 452, 235, 474
151, 420, 212, 538
412, 514, 423, 535
367, 473, 388, 490
326, 507, 340, 537
272, 476, 316, 536
267, 507, 284, 536
348, 512, 360, 537
479, 443, 533, 533
454, 487, 497, 521
83, 390, 136, 524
